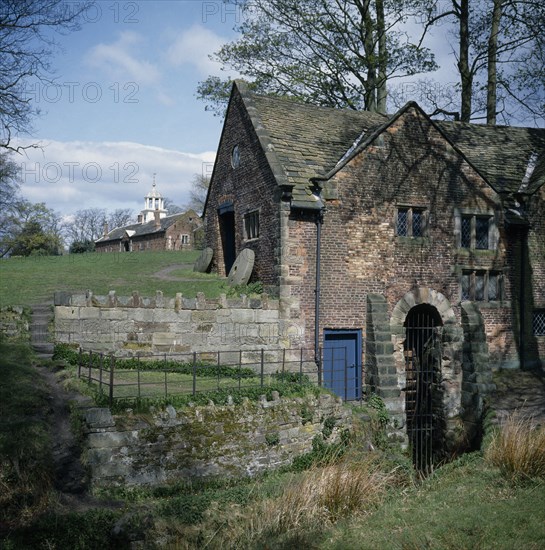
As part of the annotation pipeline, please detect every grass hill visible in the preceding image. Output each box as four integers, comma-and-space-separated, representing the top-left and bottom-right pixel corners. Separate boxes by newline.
0, 250, 226, 307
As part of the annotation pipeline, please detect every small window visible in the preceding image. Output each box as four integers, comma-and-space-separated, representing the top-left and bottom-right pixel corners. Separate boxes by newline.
459, 214, 494, 250
396, 207, 426, 238
231, 145, 241, 168
533, 310, 545, 336
244, 210, 259, 240
181, 234, 190, 245
461, 270, 502, 302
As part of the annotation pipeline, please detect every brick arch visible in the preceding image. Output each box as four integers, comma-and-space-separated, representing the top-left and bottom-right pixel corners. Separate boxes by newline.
390, 288, 456, 335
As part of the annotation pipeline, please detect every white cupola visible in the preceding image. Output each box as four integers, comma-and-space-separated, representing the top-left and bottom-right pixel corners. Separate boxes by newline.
141, 174, 167, 223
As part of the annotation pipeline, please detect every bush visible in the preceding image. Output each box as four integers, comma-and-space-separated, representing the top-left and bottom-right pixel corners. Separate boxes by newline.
485, 412, 545, 481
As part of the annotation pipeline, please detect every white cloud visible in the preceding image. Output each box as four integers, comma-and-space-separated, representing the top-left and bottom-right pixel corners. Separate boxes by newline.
87, 31, 161, 86
166, 24, 228, 77
14, 138, 215, 217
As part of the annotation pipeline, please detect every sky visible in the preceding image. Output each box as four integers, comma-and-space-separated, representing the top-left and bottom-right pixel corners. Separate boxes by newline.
14, 0, 244, 220
12, 1, 539, 224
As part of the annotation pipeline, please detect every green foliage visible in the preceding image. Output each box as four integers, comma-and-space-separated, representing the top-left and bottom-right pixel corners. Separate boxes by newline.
300, 403, 313, 425
69, 239, 96, 253
265, 432, 280, 446
4, 509, 126, 549
197, 0, 437, 116
159, 483, 254, 525
54, 343, 258, 378
322, 415, 336, 439
223, 280, 264, 297
103, 381, 319, 414
289, 429, 351, 473
367, 393, 389, 426
0, 341, 53, 529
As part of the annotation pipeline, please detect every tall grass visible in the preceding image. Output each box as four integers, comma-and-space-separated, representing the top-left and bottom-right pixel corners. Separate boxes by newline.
0, 341, 54, 529
485, 412, 545, 481
195, 455, 398, 549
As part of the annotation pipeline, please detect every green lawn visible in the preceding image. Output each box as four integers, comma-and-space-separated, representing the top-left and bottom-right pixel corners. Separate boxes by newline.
321, 455, 545, 550
0, 250, 228, 306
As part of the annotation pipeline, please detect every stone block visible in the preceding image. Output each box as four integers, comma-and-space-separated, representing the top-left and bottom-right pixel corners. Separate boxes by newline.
85, 408, 115, 429
100, 309, 127, 320
87, 430, 138, 448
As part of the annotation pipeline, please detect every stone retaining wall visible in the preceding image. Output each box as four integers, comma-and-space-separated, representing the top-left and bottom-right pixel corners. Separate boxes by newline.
83, 392, 352, 487
54, 290, 306, 357
0, 306, 30, 341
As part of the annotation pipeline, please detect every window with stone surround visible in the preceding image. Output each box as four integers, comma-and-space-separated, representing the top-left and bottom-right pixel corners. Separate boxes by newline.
461, 269, 502, 302
396, 207, 426, 237
243, 210, 259, 240
533, 310, 545, 336
181, 234, 190, 245
458, 213, 496, 250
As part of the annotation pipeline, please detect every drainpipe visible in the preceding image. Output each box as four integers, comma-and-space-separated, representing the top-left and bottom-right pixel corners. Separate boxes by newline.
519, 225, 528, 370
315, 209, 324, 384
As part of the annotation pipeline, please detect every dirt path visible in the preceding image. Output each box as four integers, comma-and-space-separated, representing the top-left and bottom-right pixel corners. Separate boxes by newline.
35, 361, 123, 512
152, 263, 195, 281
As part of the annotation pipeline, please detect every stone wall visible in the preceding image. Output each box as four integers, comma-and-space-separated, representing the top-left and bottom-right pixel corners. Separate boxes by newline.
54, 290, 305, 358
0, 306, 30, 341
83, 393, 352, 487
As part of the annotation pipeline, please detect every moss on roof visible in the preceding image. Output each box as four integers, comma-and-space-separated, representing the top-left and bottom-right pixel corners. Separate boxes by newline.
236, 83, 545, 207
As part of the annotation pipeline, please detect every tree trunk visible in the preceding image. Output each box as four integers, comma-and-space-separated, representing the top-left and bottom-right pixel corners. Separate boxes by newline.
487, 0, 502, 125
458, 0, 472, 122
376, 0, 387, 113
362, 0, 377, 112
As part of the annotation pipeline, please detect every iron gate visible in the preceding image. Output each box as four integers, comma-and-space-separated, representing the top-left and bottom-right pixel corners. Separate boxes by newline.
404, 305, 444, 475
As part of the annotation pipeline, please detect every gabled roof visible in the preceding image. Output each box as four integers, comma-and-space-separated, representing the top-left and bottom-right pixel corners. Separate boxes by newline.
233, 81, 545, 208
237, 81, 387, 208
95, 211, 199, 244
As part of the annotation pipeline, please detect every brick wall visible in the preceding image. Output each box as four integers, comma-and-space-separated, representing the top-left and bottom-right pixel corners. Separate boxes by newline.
204, 87, 281, 285
288, 107, 521, 368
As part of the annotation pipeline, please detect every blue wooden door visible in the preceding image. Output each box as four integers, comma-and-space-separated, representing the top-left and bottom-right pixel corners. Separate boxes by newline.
323, 330, 361, 400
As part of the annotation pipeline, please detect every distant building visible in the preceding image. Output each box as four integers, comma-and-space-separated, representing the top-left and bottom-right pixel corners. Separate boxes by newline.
95, 182, 202, 252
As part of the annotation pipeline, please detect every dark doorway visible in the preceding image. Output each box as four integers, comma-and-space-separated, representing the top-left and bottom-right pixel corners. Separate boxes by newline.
404, 304, 444, 475
323, 329, 362, 401
219, 210, 236, 274
123, 240, 130, 252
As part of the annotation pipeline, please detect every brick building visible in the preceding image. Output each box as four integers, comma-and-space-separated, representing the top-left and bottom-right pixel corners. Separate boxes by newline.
96, 182, 202, 253
204, 81, 545, 460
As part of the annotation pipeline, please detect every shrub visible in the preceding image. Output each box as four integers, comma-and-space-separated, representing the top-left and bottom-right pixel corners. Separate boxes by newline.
203, 456, 397, 548
485, 412, 545, 481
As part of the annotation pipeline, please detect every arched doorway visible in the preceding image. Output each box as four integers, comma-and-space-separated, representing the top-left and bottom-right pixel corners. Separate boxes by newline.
404, 304, 444, 474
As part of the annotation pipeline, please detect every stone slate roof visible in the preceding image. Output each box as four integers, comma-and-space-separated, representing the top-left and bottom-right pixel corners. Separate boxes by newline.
435, 120, 545, 195
236, 81, 545, 208
96, 212, 197, 244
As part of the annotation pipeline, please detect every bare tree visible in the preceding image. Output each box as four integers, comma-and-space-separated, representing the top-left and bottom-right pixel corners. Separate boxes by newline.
63, 207, 106, 244
187, 173, 210, 215
107, 208, 134, 230
419, 0, 545, 124
198, 0, 437, 116
163, 197, 184, 215
0, 0, 92, 151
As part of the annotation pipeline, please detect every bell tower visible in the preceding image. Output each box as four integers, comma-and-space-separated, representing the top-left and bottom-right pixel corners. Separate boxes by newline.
141, 174, 167, 223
